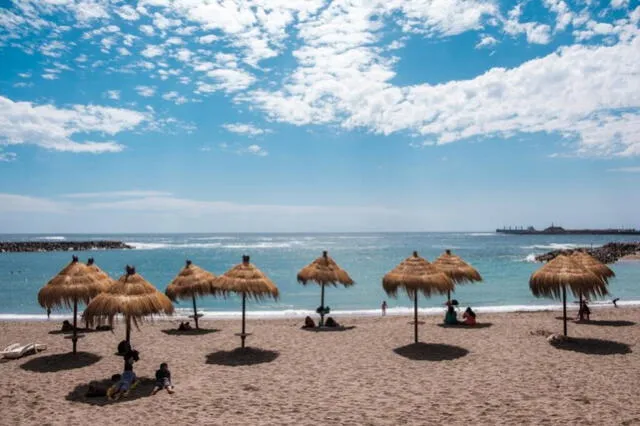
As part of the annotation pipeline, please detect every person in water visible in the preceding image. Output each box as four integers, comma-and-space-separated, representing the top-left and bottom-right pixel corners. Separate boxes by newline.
462, 307, 477, 326
444, 305, 458, 325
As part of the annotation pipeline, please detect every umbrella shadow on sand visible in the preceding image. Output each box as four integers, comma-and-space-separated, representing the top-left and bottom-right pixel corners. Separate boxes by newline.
206, 347, 279, 366
20, 352, 102, 373
437, 323, 493, 329
550, 338, 632, 355
65, 377, 156, 406
393, 342, 469, 361
554, 317, 636, 327
161, 328, 220, 336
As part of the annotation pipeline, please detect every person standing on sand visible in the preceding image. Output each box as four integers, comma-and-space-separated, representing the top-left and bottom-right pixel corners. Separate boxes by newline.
381, 301, 387, 316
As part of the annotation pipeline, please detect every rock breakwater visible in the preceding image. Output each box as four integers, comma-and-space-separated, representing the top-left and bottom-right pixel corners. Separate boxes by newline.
0, 241, 133, 253
535, 242, 640, 264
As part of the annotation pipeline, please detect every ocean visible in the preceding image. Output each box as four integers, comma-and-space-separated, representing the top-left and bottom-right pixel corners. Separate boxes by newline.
1, 232, 639, 320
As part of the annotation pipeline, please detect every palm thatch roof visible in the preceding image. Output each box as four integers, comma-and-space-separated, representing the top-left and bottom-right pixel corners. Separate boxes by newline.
433, 249, 482, 284
216, 256, 279, 300
83, 265, 174, 327
38, 256, 108, 309
570, 251, 615, 281
165, 260, 220, 301
383, 251, 453, 298
297, 251, 354, 286
85, 257, 114, 289
530, 255, 608, 299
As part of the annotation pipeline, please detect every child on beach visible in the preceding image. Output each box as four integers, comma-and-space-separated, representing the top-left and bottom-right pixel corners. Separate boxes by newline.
444, 305, 458, 325
152, 363, 174, 395
108, 370, 137, 400
462, 307, 477, 326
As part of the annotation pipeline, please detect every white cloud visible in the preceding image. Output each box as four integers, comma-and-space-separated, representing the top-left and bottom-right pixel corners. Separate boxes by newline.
117, 47, 131, 56
18, 72, 31, 78
75, 54, 88, 63
504, 5, 552, 44
222, 123, 270, 136
162, 91, 188, 104
42, 73, 58, 80
0, 194, 66, 213
243, 144, 268, 156
611, 0, 629, 9
40, 40, 66, 57
206, 68, 256, 92
139, 24, 155, 36
116, 5, 139, 21
0, 151, 17, 162
63, 190, 173, 199
608, 166, 640, 172
0, 95, 146, 153
141, 44, 163, 58
135, 85, 156, 97
198, 34, 218, 44
476, 35, 498, 48
106, 90, 120, 100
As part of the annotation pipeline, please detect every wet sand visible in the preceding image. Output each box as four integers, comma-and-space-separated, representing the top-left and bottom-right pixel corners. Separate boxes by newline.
0, 307, 638, 425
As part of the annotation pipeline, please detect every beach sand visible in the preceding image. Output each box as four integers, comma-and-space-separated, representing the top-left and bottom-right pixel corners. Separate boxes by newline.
0, 308, 638, 425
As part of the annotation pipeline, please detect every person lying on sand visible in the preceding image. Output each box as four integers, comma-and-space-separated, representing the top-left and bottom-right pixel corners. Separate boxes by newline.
61, 320, 74, 332
86, 375, 121, 398
302, 316, 315, 329
152, 363, 175, 395
325, 317, 340, 327
108, 370, 138, 400
462, 307, 477, 326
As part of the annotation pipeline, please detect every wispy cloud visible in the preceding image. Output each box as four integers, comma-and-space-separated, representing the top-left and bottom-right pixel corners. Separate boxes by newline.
222, 123, 271, 136
135, 85, 156, 97
608, 166, 640, 173
63, 190, 173, 199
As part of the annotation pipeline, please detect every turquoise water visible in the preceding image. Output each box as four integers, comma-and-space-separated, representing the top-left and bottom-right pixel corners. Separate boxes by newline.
1, 233, 639, 318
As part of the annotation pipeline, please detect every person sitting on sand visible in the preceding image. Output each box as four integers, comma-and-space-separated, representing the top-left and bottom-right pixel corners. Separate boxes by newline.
444, 305, 458, 325
123, 349, 139, 372
462, 307, 477, 326
577, 300, 591, 321
61, 320, 74, 332
325, 316, 340, 327
302, 316, 315, 329
152, 362, 175, 395
117, 340, 131, 355
178, 321, 193, 331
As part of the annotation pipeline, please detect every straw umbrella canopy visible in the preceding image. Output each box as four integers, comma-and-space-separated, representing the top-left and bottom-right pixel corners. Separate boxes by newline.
166, 260, 222, 329
83, 257, 114, 328
433, 249, 482, 302
83, 265, 174, 345
570, 251, 615, 320
215, 255, 279, 348
297, 251, 354, 326
383, 251, 453, 343
530, 254, 607, 336
38, 255, 108, 354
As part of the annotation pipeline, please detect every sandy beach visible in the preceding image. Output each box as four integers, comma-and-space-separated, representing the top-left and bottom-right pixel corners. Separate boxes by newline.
0, 308, 638, 426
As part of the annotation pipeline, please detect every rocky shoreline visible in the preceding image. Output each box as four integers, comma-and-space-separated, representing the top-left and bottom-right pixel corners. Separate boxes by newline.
535, 242, 640, 264
0, 241, 133, 253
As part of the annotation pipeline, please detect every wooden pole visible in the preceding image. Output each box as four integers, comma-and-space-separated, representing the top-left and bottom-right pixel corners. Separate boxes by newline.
320, 283, 326, 327
192, 294, 199, 329
578, 292, 583, 321
126, 315, 131, 344
241, 292, 246, 348
414, 292, 418, 343
72, 298, 78, 354
447, 289, 451, 304
562, 286, 567, 337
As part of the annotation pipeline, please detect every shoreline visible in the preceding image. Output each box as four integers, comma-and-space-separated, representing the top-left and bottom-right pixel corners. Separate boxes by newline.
2, 300, 637, 322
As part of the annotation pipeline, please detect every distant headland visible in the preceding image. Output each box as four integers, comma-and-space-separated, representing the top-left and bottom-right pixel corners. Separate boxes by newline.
497, 225, 640, 235
0, 241, 133, 253
535, 242, 640, 264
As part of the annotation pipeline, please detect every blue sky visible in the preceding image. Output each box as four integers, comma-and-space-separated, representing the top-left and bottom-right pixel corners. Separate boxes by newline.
0, 0, 638, 232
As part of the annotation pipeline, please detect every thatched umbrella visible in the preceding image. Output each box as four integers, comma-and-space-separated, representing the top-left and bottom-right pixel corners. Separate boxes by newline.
38, 255, 107, 353
297, 251, 354, 326
215, 255, 279, 348
570, 251, 615, 320
83, 265, 174, 345
166, 260, 221, 329
433, 249, 482, 302
84, 257, 114, 328
383, 251, 453, 343
530, 255, 608, 336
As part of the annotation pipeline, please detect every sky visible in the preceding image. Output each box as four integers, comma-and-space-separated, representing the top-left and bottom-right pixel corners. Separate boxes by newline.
0, 0, 638, 233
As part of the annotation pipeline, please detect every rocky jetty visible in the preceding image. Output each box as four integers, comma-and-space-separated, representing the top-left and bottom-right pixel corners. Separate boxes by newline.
0, 241, 133, 253
535, 242, 640, 264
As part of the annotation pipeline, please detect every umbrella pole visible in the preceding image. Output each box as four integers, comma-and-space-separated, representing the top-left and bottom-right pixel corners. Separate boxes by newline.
578, 292, 583, 321
320, 283, 326, 327
562, 286, 567, 337
192, 294, 199, 329
72, 298, 78, 354
125, 315, 131, 345
241, 292, 246, 348
414, 292, 418, 344
447, 289, 451, 304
